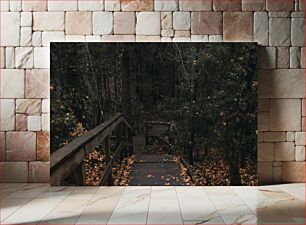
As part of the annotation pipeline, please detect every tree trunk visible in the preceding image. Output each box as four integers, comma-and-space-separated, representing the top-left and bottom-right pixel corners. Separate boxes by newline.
122, 50, 131, 121
229, 163, 241, 185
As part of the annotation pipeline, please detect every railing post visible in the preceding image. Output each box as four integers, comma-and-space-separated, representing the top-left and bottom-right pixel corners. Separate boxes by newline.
104, 135, 113, 185
72, 147, 86, 185
72, 161, 86, 185
119, 122, 124, 160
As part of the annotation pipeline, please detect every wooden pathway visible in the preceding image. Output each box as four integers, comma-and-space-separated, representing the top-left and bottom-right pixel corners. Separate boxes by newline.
129, 154, 185, 186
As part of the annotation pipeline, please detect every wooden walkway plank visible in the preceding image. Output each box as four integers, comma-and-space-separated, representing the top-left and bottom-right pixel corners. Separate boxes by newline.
128, 154, 185, 186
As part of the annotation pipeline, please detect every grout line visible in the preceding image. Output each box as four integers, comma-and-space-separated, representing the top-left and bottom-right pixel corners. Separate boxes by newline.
174, 186, 186, 225
144, 186, 152, 225
105, 186, 126, 225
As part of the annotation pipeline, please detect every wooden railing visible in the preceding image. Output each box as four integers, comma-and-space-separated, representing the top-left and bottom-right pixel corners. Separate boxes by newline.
50, 114, 133, 186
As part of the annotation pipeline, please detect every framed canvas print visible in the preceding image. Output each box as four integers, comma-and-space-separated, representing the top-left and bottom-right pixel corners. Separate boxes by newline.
50, 43, 258, 186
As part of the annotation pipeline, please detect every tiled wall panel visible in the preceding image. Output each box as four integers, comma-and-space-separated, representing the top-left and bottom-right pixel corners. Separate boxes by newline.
0, 0, 305, 183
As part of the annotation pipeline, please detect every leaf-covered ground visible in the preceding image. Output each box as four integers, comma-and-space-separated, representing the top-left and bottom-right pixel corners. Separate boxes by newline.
188, 157, 257, 186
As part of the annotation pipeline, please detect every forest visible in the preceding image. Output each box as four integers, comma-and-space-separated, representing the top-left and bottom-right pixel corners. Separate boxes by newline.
51, 43, 258, 186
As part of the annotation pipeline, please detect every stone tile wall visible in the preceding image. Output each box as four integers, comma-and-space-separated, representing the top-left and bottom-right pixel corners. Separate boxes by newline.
0, 0, 305, 183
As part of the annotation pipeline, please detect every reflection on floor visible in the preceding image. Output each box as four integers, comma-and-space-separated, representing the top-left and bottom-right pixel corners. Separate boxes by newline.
0, 183, 304, 224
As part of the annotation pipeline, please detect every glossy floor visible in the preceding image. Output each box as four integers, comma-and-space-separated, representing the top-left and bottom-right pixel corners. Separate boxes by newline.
0, 183, 305, 224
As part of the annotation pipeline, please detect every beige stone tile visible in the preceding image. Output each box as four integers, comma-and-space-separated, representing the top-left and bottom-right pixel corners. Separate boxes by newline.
266, 0, 294, 11
66, 12, 92, 35
254, 12, 268, 46
121, 0, 153, 11
191, 35, 208, 42
291, 18, 304, 47
0, 99, 15, 131
20, 27, 32, 47
286, 132, 295, 142
33, 12, 65, 31
93, 12, 113, 35
48, 0, 78, 11
269, 18, 291, 46
208, 35, 223, 42
136, 35, 161, 42
258, 143, 274, 161
274, 142, 295, 161
0, 69, 24, 98
0, 162, 28, 182
114, 12, 135, 35
29, 161, 50, 183
259, 47, 276, 69
272, 165, 282, 184
102, 35, 135, 42
276, 47, 290, 68
1, 12, 20, 46
258, 112, 269, 131
37, 131, 50, 161
78, 0, 104, 11
85, 35, 102, 42
191, 12, 222, 35
258, 162, 273, 185
258, 69, 304, 98
16, 99, 41, 115
16, 114, 27, 131
175, 30, 190, 37
179, 0, 212, 11
5, 47, 15, 68
15, 47, 33, 68
223, 12, 253, 42
6, 131, 36, 161
269, 99, 301, 131
22, 0, 47, 11
0, 47, 4, 69
173, 12, 190, 31
258, 132, 264, 142
155, 0, 178, 11
21, 12, 32, 27
295, 146, 305, 161
282, 162, 305, 182
27, 115, 41, 131
42, 31, 65, 46
105, 0, 120, 11
172, 36, 190, 42
0, 0, 9, 11
0, 132, 5, 161
242, 0, 265, 11
263, 132, 286, 142
32, 31, 42, 47
65, 35, 86, 42
295, 132, 305, 145
161, 29, 174, 37
41, 113, 50, 131
161, 12, 172, 29
290, 47, 301, 69
42, 99, 50, 113
25, 69, 50, 98
136, 12, 160, 35
258, 99, 269, 112
213, 0, 241, 11
161, 37, 172, 42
